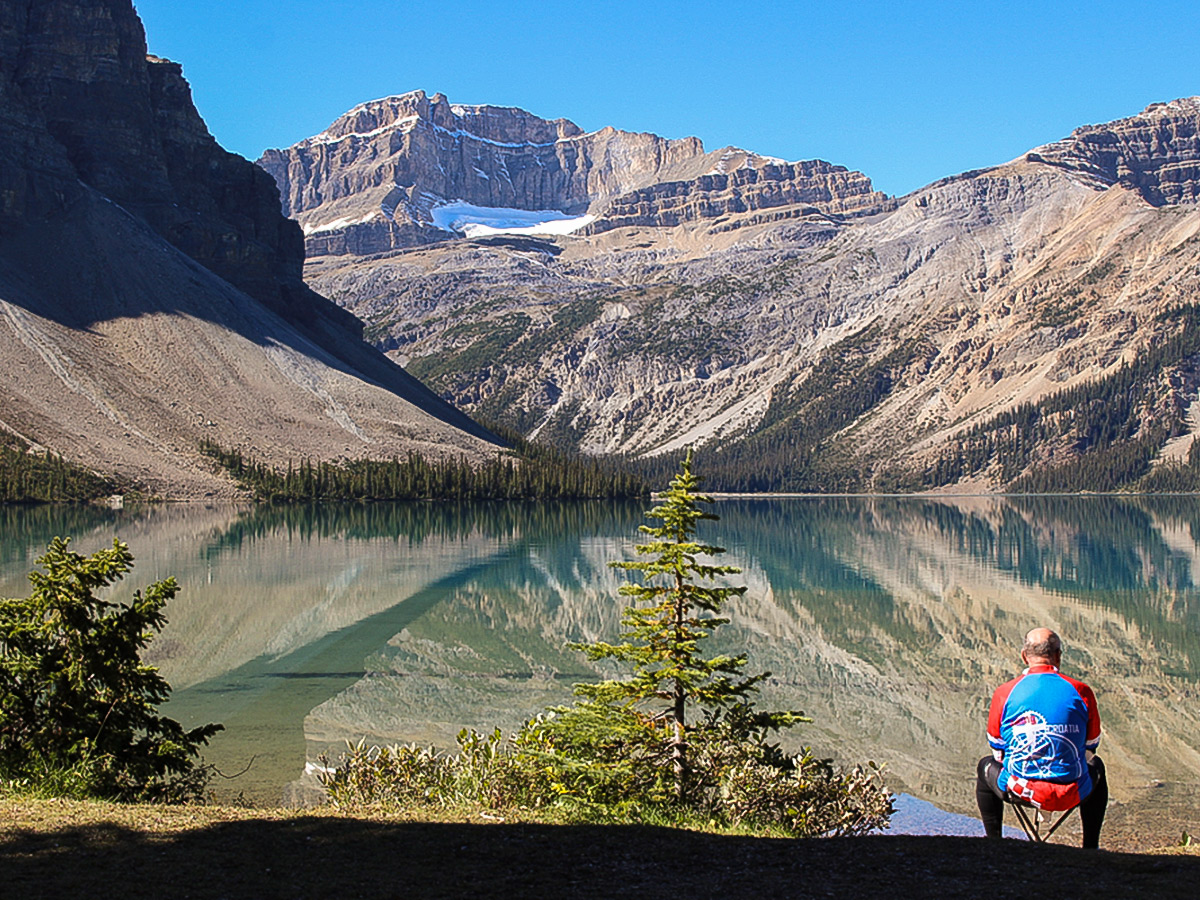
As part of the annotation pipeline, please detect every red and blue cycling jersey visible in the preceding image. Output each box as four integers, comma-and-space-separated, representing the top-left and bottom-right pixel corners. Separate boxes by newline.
987, 664, 1101, 801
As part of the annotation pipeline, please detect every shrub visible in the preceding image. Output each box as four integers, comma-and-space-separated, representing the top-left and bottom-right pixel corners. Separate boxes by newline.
323, 728, 554, 812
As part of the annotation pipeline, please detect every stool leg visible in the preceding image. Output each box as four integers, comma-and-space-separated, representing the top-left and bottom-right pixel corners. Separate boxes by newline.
1011, 803, 1040, 841
1043, 807, 1076, 841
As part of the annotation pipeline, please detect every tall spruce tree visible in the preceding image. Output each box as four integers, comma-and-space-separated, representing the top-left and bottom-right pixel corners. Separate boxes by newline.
562, 448, 803, 799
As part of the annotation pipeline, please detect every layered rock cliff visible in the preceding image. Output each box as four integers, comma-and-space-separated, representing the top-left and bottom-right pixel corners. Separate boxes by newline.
0, 0, 498, 495
0, 0, 353, 333
1026, 97, 1200, 206
258, 90, 890, 256
583, 156, 890, 234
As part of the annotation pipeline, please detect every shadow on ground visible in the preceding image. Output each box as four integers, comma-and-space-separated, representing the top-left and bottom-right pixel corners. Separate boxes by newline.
3, 816, 1198, 900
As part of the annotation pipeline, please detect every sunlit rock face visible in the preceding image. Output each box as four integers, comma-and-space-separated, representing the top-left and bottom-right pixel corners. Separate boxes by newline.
1027, 98, 1200, 206
291, 99, 1200, 486
257, 90, 890, 256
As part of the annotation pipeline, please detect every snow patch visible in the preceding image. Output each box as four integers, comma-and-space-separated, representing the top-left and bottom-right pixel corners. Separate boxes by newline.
711, 150, 739, 175
429, 121, 591, 149
311, 116, 419, 146
302, 212, 379, 235
707, 150, 790, 175
430, 200, 593, 237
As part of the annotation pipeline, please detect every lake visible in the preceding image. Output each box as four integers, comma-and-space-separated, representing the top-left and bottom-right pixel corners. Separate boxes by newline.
2, 496, 1197, 839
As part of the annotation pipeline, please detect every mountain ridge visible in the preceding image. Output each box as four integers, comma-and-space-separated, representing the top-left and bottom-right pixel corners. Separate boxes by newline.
1024, 97, 1200, 205
287, 93, 1200, 491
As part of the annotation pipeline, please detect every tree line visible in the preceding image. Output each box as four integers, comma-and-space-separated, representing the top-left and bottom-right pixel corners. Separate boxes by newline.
198, 435, 647, 502
919, 304, 1200, 492
0, 424, 646, 505
0, 437, 119, 503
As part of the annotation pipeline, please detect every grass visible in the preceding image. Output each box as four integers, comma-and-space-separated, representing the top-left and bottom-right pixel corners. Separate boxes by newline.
2, 798, 1199, 900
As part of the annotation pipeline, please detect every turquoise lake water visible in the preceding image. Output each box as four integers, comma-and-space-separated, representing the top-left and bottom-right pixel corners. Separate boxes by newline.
2, 496, 1197, 834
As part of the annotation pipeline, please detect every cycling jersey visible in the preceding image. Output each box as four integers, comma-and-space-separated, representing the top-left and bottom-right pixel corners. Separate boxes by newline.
986, 664, 1101, 802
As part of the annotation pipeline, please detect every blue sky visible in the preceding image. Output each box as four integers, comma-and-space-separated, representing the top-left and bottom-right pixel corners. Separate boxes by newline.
133, 0, 1200, 198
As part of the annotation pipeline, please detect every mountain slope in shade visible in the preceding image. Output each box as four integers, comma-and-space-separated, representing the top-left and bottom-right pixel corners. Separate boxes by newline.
292, 96, 1200, 490
0, 0, 499, 496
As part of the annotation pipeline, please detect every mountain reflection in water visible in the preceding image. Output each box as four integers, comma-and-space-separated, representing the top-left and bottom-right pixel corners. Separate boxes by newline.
1, 497, 1196, 832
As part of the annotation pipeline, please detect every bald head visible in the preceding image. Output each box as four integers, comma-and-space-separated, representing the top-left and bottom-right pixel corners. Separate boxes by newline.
1022, 627, 1062, 666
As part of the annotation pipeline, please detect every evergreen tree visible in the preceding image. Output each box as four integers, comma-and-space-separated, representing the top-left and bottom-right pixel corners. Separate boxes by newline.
524, 448, 837, 822
0, 538, 221, 800
568, 448, 799, 796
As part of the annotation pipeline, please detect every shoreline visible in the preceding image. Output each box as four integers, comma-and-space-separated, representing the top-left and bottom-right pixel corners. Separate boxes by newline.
8, 489, 1200, 507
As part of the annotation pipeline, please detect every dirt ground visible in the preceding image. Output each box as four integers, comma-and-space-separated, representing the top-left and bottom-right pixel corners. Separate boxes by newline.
2, 799, 1198, 900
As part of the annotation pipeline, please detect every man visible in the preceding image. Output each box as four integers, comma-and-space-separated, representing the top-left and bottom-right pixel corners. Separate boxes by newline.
976, 627, 1108, 847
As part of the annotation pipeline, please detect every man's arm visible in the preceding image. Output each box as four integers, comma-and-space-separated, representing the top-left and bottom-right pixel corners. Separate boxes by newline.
1081, 682, 1101, 760
987, 680, 1014, 761
1062, 673, 1102, 759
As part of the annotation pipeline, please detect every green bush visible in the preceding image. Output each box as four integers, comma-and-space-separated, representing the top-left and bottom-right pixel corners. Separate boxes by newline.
507, 701, 892, 836
322, 728, 554, 812
0, 538, 221, 801
716, 751, 893, 837
323, 716, 892, 837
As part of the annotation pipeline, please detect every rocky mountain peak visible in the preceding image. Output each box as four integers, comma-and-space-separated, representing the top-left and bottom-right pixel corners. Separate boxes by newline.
1141, 96, 1200, 119
311, 89, 587, 149
260, 91, 890, 258
303, 94, 1200, 494
442, 97, 586, 144
1025, 96, 1200, 205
